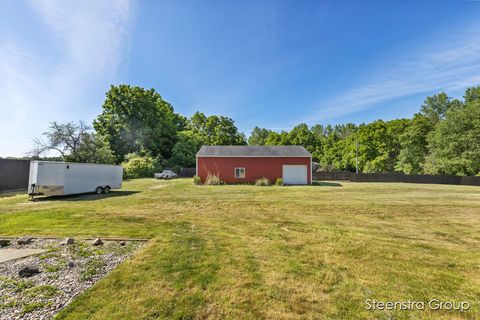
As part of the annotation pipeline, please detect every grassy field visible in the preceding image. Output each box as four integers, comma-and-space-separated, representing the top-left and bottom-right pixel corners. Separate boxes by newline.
1, 179, 479, 319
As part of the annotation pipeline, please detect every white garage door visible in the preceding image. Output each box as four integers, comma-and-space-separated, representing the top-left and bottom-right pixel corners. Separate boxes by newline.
282, 165, 308, 185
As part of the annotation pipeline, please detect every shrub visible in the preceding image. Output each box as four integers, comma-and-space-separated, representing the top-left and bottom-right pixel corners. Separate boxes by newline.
275, 178, 283, 186
193, 175, 202, 185
255, 177, 271, 186
205, 174, 224, 185
122, 154, 158, 179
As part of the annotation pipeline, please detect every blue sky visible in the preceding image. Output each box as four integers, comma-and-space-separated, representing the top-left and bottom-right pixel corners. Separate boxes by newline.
1, 0, 480, 156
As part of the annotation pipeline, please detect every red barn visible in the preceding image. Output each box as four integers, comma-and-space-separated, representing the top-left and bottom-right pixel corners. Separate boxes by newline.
196, 146, 312, 185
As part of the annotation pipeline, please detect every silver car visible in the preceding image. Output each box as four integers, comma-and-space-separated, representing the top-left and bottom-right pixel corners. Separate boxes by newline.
154, 170, 177, 179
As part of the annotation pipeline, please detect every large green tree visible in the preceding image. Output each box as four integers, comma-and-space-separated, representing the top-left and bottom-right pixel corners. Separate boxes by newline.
264, 131, 289, 146
395, 114, 433, 174
423, 101, 480, 175
31, 121, 89, 159
30, 121, 115, 164
164, 112, 246, 169
286, 124, 318, 154
464, 86, 480, 104
168, 131, 204, 169
260, 124, 321, 159
70, 133, 116, 164
310, 124, 325, 139
356, 119, 409, 173
248, 127, 272, 145
94, 85, 179, 163
189, 112, 246, 145
420, 92, 462, 125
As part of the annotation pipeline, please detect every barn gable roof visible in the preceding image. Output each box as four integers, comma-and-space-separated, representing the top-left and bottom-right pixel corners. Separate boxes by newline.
196, 146, 311, 157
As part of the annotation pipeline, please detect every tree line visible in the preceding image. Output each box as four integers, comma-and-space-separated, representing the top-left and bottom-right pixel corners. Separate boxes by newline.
31, 84, 480, 177
31, 85, 246, 177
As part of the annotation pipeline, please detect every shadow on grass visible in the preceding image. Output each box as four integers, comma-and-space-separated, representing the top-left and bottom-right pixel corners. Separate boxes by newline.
0, 190, 26, 198
33, 191, 140, 202
312, 181, 343, 187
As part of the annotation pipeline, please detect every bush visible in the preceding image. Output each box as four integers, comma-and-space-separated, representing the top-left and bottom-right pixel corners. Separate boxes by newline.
193, 175, 202, 185
254, 177, 271, 186
205, 174, 224, 185
275, 178, 283, 186
122, 154, 158, 179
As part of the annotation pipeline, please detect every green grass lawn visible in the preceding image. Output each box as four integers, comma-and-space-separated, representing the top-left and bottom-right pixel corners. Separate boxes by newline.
1, 179, 479, 319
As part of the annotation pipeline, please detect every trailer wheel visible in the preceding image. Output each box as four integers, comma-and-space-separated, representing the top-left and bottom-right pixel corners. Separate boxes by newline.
103, 186, 111, 194
95, 187, 104, 194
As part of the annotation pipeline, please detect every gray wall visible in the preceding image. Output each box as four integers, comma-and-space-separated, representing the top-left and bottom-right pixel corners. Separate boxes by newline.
0, 159, 30, 192
313, 171, 480, 186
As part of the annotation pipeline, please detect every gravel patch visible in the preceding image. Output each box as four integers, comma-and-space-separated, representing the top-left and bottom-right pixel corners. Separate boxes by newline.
0, 238, 143, 320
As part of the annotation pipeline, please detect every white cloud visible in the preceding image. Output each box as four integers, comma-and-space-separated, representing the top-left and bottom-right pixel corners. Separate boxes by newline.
0, 0, 134, 156
306, 22, 480, 122
30, 0, 133, 89
0, 42, 33, 130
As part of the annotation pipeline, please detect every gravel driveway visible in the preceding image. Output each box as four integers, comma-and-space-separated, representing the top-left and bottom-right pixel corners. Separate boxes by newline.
0, 238, 143, 320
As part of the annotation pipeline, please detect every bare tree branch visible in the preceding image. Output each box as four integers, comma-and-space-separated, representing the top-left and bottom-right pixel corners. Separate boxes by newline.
30, 121, 91, 160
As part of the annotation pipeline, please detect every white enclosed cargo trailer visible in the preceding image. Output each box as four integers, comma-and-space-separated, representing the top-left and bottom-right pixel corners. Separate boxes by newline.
28, 161, 123, 198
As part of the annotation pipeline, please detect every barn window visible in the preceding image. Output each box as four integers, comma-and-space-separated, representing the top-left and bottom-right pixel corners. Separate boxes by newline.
235, 167, 245, 178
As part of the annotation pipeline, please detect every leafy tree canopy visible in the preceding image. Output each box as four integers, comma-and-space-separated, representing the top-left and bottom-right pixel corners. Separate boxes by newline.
395, 114, 433, 174
424, 101, 480, 175
30, 121, 115, 164
464, 86, 480, 104
420, 92, 462, 125
188, 111, 246, 145
168, 131, 204, 170
248, 127, 273, 145
94, 85, 179, 162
